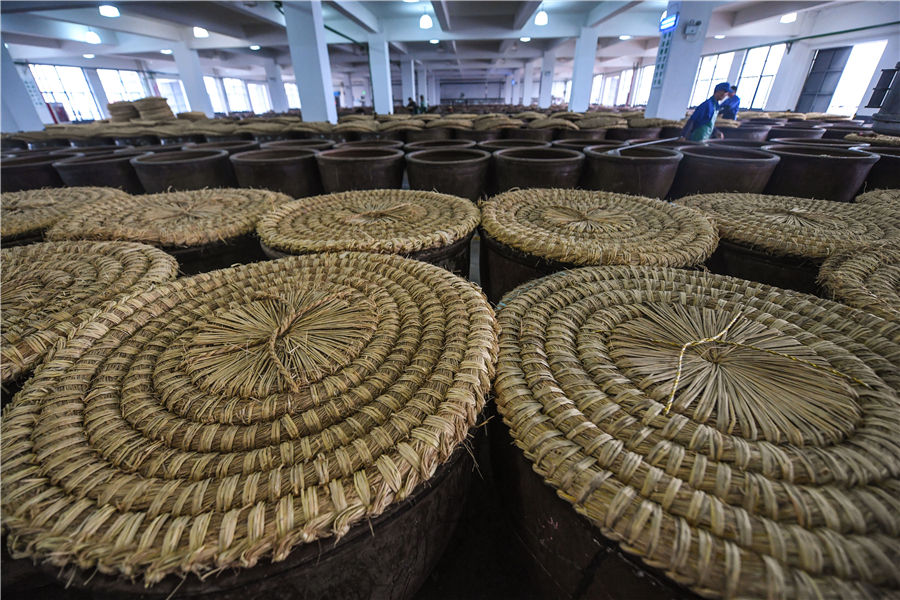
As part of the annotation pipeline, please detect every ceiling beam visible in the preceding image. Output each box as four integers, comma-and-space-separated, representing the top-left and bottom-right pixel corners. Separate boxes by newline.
586, 1, 642, 27
215, 1, 286, 28
512, 1, 542, 30
390, 41, 408, 54
326, 1, 380, 34
431, 0, 452, 32
731, 1, 832, 27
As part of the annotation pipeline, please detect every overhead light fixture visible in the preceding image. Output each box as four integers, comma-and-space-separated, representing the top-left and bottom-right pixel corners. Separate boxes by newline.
618, 34, 632, 40
402, 0, 418, 3
534, 9, 548, 26
520, 36, 531, 42
419, 13, 433, 29
429, 39, 439, 44
83, 53, 95, 59
250, 44, 261, 50
714, 34, 726, 39
193, 26, 209, 38
779, 12, 797, 23
98, 5, 119, 18
84, 30, 102, 44
160, 48, 173, 55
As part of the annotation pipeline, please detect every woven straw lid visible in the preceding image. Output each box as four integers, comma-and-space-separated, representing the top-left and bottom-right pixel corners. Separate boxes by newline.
258, 189, 480, 256
1, 186, 130, 240
1, 241, 177, 383
494, 265, 900, 599
47, 188, 292, 248
819, 244, 899, 321
845, 132, 900, 146
678, 193, 900, 258
481, 189, 718, 267
2, 252, 498, 584
856, 189, 899, 207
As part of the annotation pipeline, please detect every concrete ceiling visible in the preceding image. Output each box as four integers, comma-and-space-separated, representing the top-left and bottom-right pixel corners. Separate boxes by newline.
1, 0, 893, 85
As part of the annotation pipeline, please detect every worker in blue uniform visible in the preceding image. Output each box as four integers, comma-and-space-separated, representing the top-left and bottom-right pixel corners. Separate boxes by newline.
720, 86, 740, 120
681, 81, 732, 141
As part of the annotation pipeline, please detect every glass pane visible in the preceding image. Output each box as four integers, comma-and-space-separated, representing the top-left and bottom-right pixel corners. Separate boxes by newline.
156, 78, 190, 114
601, 76, 618, 106
616, 69, 634, 105
247, 83, 271, 114
738, 76, 759, 108
697, 56, 716, 81
742, 47, 768, 78
751, 76, 773, 108
284, 83, 301, 109
590, 74, 603, 105
827, 39, 889, 115
713, 53, 734, 79
223, 78, 251, 112
634, 65, 654, 106
764, 44, 786, 76
119, 70, 146, 100
203, 77, 227, 114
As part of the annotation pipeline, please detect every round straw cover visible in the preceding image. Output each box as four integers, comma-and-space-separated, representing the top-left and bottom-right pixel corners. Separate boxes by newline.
1, 186, 129, 239
819, 244, 900, 321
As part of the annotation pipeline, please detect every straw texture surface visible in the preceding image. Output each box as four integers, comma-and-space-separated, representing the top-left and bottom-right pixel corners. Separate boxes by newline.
678, 193, 900, 258
258, 189, 480, 256
1, 187, 129, 240
481, 189, 718, 267
47, 188, 292, 247
2, 252, 498, 584
494, 265, 900, 600
856, 189, 900, 207
1, 241, 177, 383
819, 245, 900, 321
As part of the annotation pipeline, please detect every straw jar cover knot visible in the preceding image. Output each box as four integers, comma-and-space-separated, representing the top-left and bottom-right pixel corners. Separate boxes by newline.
481, 189, 718, 267
257, 189, 480, 255
1, 252, 498, 585
1, 186, 130, 240
494, 265, 900, 599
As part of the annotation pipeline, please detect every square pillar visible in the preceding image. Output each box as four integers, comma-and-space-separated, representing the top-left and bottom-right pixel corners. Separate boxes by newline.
367, 34, 393, 114
417, 65, 428, 108
265, 61, 290, 114
522, 61, 537, 107
539, 50, 556, 109
285, 0, 337, 123
2, 44, 52, 130
400, 59, 416, 107
84, 68, 111, 119
172, 43, 214, 116
569, 27, 600, 112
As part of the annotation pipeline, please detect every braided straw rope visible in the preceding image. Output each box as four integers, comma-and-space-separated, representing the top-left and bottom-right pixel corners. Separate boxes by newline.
481, 189, 718, 267
819, 244, 900, 321
1, 187, 129, 240
678, 193, 900, 258
845, 133, 900, 147
494, 265, 900, 599
856, 189, 900, 207
47, 188, 292, 247
258, 189, 480, 256
528, 118, 579, 130
1, 252, 498, 585
1, 241, 178, 383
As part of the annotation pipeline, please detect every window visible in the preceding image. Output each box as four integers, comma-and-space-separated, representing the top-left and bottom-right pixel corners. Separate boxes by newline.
564, 80, 572, 104
736, 44, 786, 109
97, 69, 147, 103
689, 52, 734, 107
223, 77, 251, 112
247, 82, 272, 114
284, 82, 301, 109
590, 74, 603, 105
827, 39, 889, 116
28, 64, 103, 121
203, 76, 228, 114
601, 75, 618, 106
633, 65, 655, 106
551, 80, 566, 103
155, 78, 190, 114
616, 69, 634, 105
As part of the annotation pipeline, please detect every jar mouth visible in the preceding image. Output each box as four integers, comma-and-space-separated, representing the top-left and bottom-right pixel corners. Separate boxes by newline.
761, 145, 880, 159
680, 147, 780, 161
584, 146, 683, 160
131, 149, 228, 163
317, 149, 404, 160
231, 149, 318, 162
494, 148, 584, 161
406, 149, 491, 164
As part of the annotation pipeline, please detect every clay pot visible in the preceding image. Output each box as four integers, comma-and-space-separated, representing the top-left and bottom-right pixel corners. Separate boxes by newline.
705, 139, 772, 149
761, 145, 880, 202
851, 146, 900, 191
459, 129, 502, 142
27, 138, 70, 150
625, 138, 703, 150
334, 140, 404, 150
230, 149, 322, 198
53, 150, 150, 194
315, 148, 405, 192
69, 136, 116, 147
113, 135, 161, 147
1, 154, 73, 192
183, 140, 260, 155
721, 125, 771, 141
113, 144, 185, 154
261, 139, 335, 151
820, 125, 871, 140
660, 126, 685, 138
406, 148, 491, 201
553, 139, 626, 152
745, 118, 787, 126
769, 137, 869, 149
493, 147, 584, 193
49, 144, 126, 156
477, 139, 552, 152
158, 134, 206, 145
404, 139, 476, 152
766, 127, 825, 140
504, 128, 554, 142
1, 138, 28, 151
406, 128, 452, 142
562, 128, 608, 140
130, 149, 236, 193
204, 133, 254, 143
668, 146, 780, 199
581, 146, 682, 198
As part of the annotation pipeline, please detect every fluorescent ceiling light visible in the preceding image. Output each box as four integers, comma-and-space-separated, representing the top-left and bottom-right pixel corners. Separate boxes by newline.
83, 53, 95, 59
779, 12, 797, 23
429, 39, 439, 44
419, 13, 433, 29
618, 34, 632, 40
160, 48, 173, 55
193, 26, 209, 38
714, 34, 726, 39
520, 36, 531, 42
84, 30, 102, 44
403, 0, 418, 3
250, 44, 261, 50
534, 10, 548, 26
98, 5, 119, 18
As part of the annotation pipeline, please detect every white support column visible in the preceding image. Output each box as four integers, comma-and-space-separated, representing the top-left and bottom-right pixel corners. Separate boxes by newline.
400, 59, 416, 107
1, 45, 51, 130
417, 65, 428, 108
264, 61, 290, 114
431, 76, 440, 107
569, 27, 600, 112
172, 42, 214, 116
522, 61, 537, 107
538, 50, 557, 109
285, 0, 337, 123
764, 42, 814, 111
645, 1, 714, 119
857, 36, 899, 117
367, 34, 393, 114
84, 68, 111, 119
503, 75, 513, 105
727, 49, 746, 90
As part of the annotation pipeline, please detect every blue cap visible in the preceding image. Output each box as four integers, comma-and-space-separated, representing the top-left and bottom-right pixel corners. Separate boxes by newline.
714, 82, 732, 93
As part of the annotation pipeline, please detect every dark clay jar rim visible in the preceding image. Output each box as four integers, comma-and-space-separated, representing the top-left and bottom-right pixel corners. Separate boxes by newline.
113, 144, 184, 153
316, 148, 405, 160
261, 140, 335, 150
734, 124, 773, 130
553, 139, 627, 149
850, 145, 900, 157
478, 139, 552, 150
583, 146, 683, 161
679, 146, 781, 162
183, 141, 259, 150
770, 138, 870, 146
52, 151, 151, 167
2, 154, 77, 167
130, 149, 229, 164
334, 140, 404, 149
404, 140, 477, 151
761, 145, 881, 160
230, 149, 319, 163
405, 148, 492, 165
493, 147, 585, 162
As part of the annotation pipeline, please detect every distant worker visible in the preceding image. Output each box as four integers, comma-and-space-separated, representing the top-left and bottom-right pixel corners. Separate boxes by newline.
681, 81, 731, 141
720, 85, 740, 120
418, 94, 427, 114
406, 97, 417, 112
